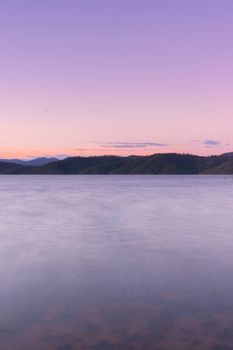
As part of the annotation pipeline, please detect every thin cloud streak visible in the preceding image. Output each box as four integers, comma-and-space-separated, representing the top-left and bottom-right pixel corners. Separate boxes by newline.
96, 142, 169, 149
191, 139, 231, 148
203, 140, 220, 146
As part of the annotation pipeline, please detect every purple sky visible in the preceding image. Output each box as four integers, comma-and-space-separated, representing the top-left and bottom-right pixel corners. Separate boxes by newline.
1, 0, 233, 158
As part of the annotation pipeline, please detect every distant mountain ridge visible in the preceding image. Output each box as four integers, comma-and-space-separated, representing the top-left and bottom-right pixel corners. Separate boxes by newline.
0, 153, 233, 174
0, 157, 58, 166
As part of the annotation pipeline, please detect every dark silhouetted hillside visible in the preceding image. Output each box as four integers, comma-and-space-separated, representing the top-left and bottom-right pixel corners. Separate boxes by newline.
1, 153, 233, 174
0, 157, 58, 166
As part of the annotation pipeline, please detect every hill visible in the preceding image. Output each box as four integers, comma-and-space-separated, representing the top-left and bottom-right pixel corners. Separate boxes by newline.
0, 157, 58, 166
1, 153, 233, 174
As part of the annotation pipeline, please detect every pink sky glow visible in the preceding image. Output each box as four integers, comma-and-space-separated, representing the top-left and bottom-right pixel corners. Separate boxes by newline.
1, 1, 232, 159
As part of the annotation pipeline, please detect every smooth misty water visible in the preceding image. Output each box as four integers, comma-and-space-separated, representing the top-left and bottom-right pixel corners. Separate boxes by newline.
1, 176, 233, 350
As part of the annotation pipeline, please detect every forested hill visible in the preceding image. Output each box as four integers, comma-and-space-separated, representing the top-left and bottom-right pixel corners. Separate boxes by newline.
1, 153, 233, 174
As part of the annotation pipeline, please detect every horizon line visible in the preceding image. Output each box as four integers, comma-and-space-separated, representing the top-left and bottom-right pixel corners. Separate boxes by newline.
1, 150, 233, 161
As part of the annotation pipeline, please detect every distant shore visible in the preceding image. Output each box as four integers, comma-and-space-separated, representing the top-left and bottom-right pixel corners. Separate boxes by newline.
1, 153, 233, 175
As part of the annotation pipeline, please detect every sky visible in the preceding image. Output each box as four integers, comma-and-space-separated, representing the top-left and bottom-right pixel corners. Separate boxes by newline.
0, 0, 233, 159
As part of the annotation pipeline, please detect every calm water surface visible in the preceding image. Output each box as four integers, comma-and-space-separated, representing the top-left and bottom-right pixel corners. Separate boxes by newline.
1, 175, 233, 350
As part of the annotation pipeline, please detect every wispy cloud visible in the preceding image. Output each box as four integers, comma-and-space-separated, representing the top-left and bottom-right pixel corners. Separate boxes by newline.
97, 142, 168, 149
55, 154, 70, 159
72, 142, 169, 156
203, 140, 220, 146
73, 148, 100, 151
191, 139, 231, 148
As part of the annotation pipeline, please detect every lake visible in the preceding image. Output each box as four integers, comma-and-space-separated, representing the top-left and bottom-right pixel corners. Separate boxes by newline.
0, 175, 233, 350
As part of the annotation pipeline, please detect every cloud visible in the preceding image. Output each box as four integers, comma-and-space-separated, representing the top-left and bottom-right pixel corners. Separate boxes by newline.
73, 148, 100, 152
191, 139, 231, 148
73, 148, 91, 151
97, 142, 168, 149
55, 154, 70, 159
203, 140, 220, 146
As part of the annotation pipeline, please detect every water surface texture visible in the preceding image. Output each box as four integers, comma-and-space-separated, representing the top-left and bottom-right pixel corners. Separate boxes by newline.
1, 175, 233, 350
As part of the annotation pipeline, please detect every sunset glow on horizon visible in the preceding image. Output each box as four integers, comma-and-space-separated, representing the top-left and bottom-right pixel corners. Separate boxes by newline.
1, 0, 233, 159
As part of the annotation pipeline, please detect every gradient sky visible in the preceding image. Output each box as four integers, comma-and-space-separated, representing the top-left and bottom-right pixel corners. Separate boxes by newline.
1, 0, 233, 158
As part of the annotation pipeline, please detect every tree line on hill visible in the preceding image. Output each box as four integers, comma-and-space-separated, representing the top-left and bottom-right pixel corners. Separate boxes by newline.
1, 153, 233, 174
